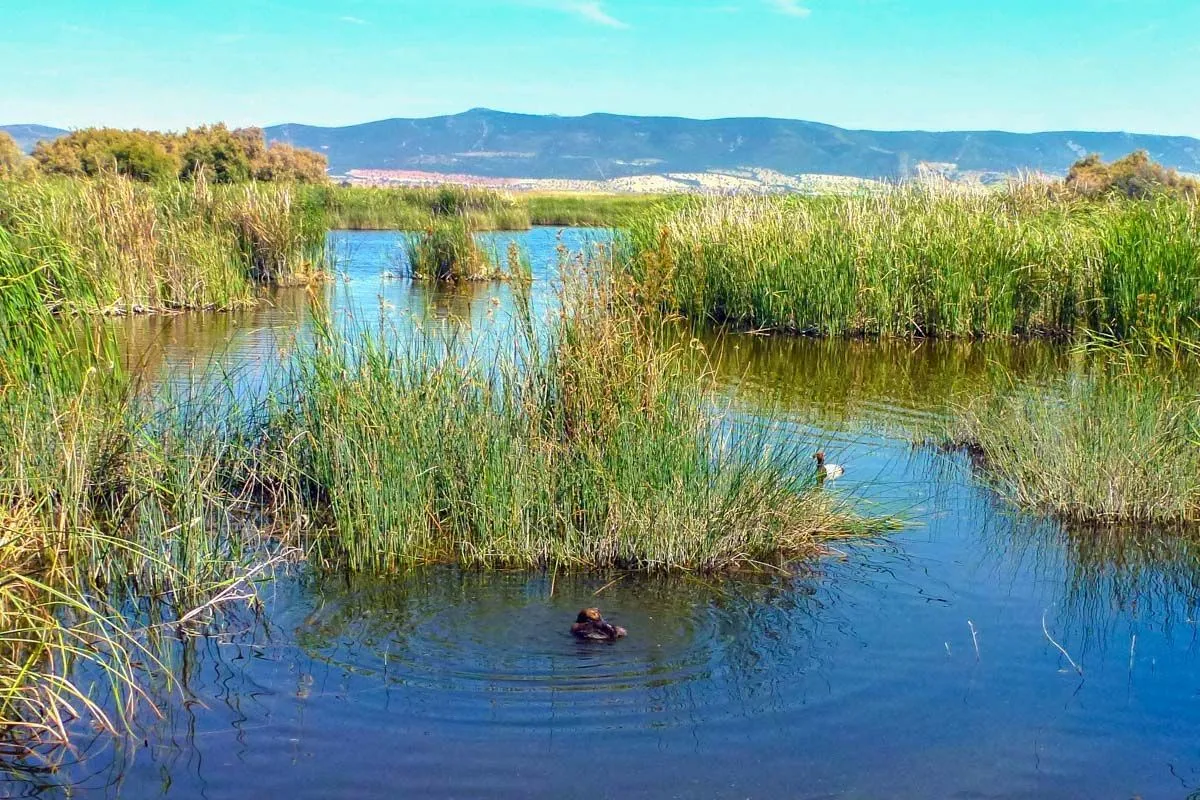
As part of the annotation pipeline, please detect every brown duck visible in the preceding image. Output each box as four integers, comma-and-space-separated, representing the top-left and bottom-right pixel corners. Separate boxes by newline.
571, 608, 627, 641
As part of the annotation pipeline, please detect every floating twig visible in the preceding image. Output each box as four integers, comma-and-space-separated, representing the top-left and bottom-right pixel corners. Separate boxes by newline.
593, 574, 626, 597
1042, 609, 1083, 676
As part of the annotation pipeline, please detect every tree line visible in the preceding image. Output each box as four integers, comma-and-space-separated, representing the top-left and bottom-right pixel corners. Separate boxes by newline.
0, 124, 327, 183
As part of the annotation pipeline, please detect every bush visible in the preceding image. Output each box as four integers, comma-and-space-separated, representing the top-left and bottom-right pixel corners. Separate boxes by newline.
27, 125, 327, 184
33, 128, 179, 182
1066, 150, 1198, 199
0, 131, 28, 178
253, 142, 329, 183
179, 124, 253, 184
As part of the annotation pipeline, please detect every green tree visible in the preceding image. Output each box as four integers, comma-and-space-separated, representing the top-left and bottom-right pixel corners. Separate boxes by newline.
32, 129, 179, 181
179, 124, 252, 184
252, 142, 329, 183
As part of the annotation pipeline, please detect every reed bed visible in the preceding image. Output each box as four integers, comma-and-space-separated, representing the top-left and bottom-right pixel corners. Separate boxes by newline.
525, 193, 677, 227
0, 515, 153, 761
0, 175, 326, 315
0, 249, 893, 753
623, 187, 1200, 342
0, 300, 295, 757
312, 185, 532, 231
311, 185, 674, 231
281, 269, 889, 572
949, 371, 1200, 525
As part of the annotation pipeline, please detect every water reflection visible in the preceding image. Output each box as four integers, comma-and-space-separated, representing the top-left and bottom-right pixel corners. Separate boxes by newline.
28, 567, 851, 799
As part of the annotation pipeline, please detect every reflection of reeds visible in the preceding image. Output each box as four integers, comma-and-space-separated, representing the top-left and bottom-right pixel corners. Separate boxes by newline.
1058, 524, 1200, 640
623, 188, 1200, 342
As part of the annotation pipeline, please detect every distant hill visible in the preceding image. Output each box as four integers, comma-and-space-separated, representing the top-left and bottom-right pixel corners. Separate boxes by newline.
8, 111, 1200, 181
264, 109, 1200, 180
2, 124, 68, 153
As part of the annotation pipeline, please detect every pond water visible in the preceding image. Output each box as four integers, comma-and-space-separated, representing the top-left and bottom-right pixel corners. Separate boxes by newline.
8, 229, 1200, 799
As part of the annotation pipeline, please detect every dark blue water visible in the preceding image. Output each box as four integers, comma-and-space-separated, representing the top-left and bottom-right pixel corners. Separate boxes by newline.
8, 229, 1200, 799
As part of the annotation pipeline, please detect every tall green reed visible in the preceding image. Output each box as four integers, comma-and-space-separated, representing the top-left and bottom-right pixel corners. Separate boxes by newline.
0, 175, 326, 315
280, 266, 888, 572
311, 184, 532, 231
623, 187, 1200, 342
948, 368, 1200, 525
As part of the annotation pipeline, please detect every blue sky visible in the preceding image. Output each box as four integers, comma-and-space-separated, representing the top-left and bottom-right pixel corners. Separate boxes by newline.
3, 0, 1200, 135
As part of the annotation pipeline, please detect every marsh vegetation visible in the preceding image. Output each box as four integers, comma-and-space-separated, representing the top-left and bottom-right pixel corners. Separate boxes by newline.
5, 145, 1200, 770
623, 185, 1200, 342
947, 364, 1200, 526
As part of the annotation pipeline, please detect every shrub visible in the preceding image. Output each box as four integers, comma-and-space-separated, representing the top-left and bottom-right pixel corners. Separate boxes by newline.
179, 124, 253, 184
0, 131, 28, 178
33, 128, 179, 182
1066, 150, 1198, 199
27, 125, 327, 184
253, 142, 329, 183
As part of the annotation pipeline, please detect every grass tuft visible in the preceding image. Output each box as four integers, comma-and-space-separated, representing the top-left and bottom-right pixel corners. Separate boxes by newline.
948, 371, 1200, 525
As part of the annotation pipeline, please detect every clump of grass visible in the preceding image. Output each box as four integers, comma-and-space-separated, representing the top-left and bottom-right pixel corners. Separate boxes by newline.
282, 267, 889, 572
623, 187, 1200, 342
948, 372, 1200, 525
405, 218, 503, 281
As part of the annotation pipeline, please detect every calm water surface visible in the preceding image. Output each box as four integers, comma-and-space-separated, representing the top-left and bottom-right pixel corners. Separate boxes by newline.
7, 229, 1200, 799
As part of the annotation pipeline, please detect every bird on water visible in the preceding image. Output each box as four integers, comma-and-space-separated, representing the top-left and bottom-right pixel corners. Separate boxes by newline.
814, 450, 845, 481
571, 608, 627, 641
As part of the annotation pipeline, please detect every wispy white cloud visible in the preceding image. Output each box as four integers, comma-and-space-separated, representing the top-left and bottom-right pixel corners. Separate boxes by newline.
339, 15, 367, 24
767, 0, 810, 17
553, 1, 630, 29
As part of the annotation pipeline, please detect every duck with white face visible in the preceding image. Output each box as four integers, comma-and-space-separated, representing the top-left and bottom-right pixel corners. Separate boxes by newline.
814, 451, 845, 481
570, 608, 627, 641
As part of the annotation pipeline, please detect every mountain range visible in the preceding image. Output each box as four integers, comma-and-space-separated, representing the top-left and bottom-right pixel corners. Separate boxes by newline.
7, 109, 1200, 182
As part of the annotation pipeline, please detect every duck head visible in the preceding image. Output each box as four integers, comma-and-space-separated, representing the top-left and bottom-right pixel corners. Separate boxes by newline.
576, 607, 603, 624
571, 607, 626, 640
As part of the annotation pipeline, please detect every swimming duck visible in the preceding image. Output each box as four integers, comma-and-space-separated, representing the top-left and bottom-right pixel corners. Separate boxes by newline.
571, 608, 627, 641
814, 451, 845, 481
